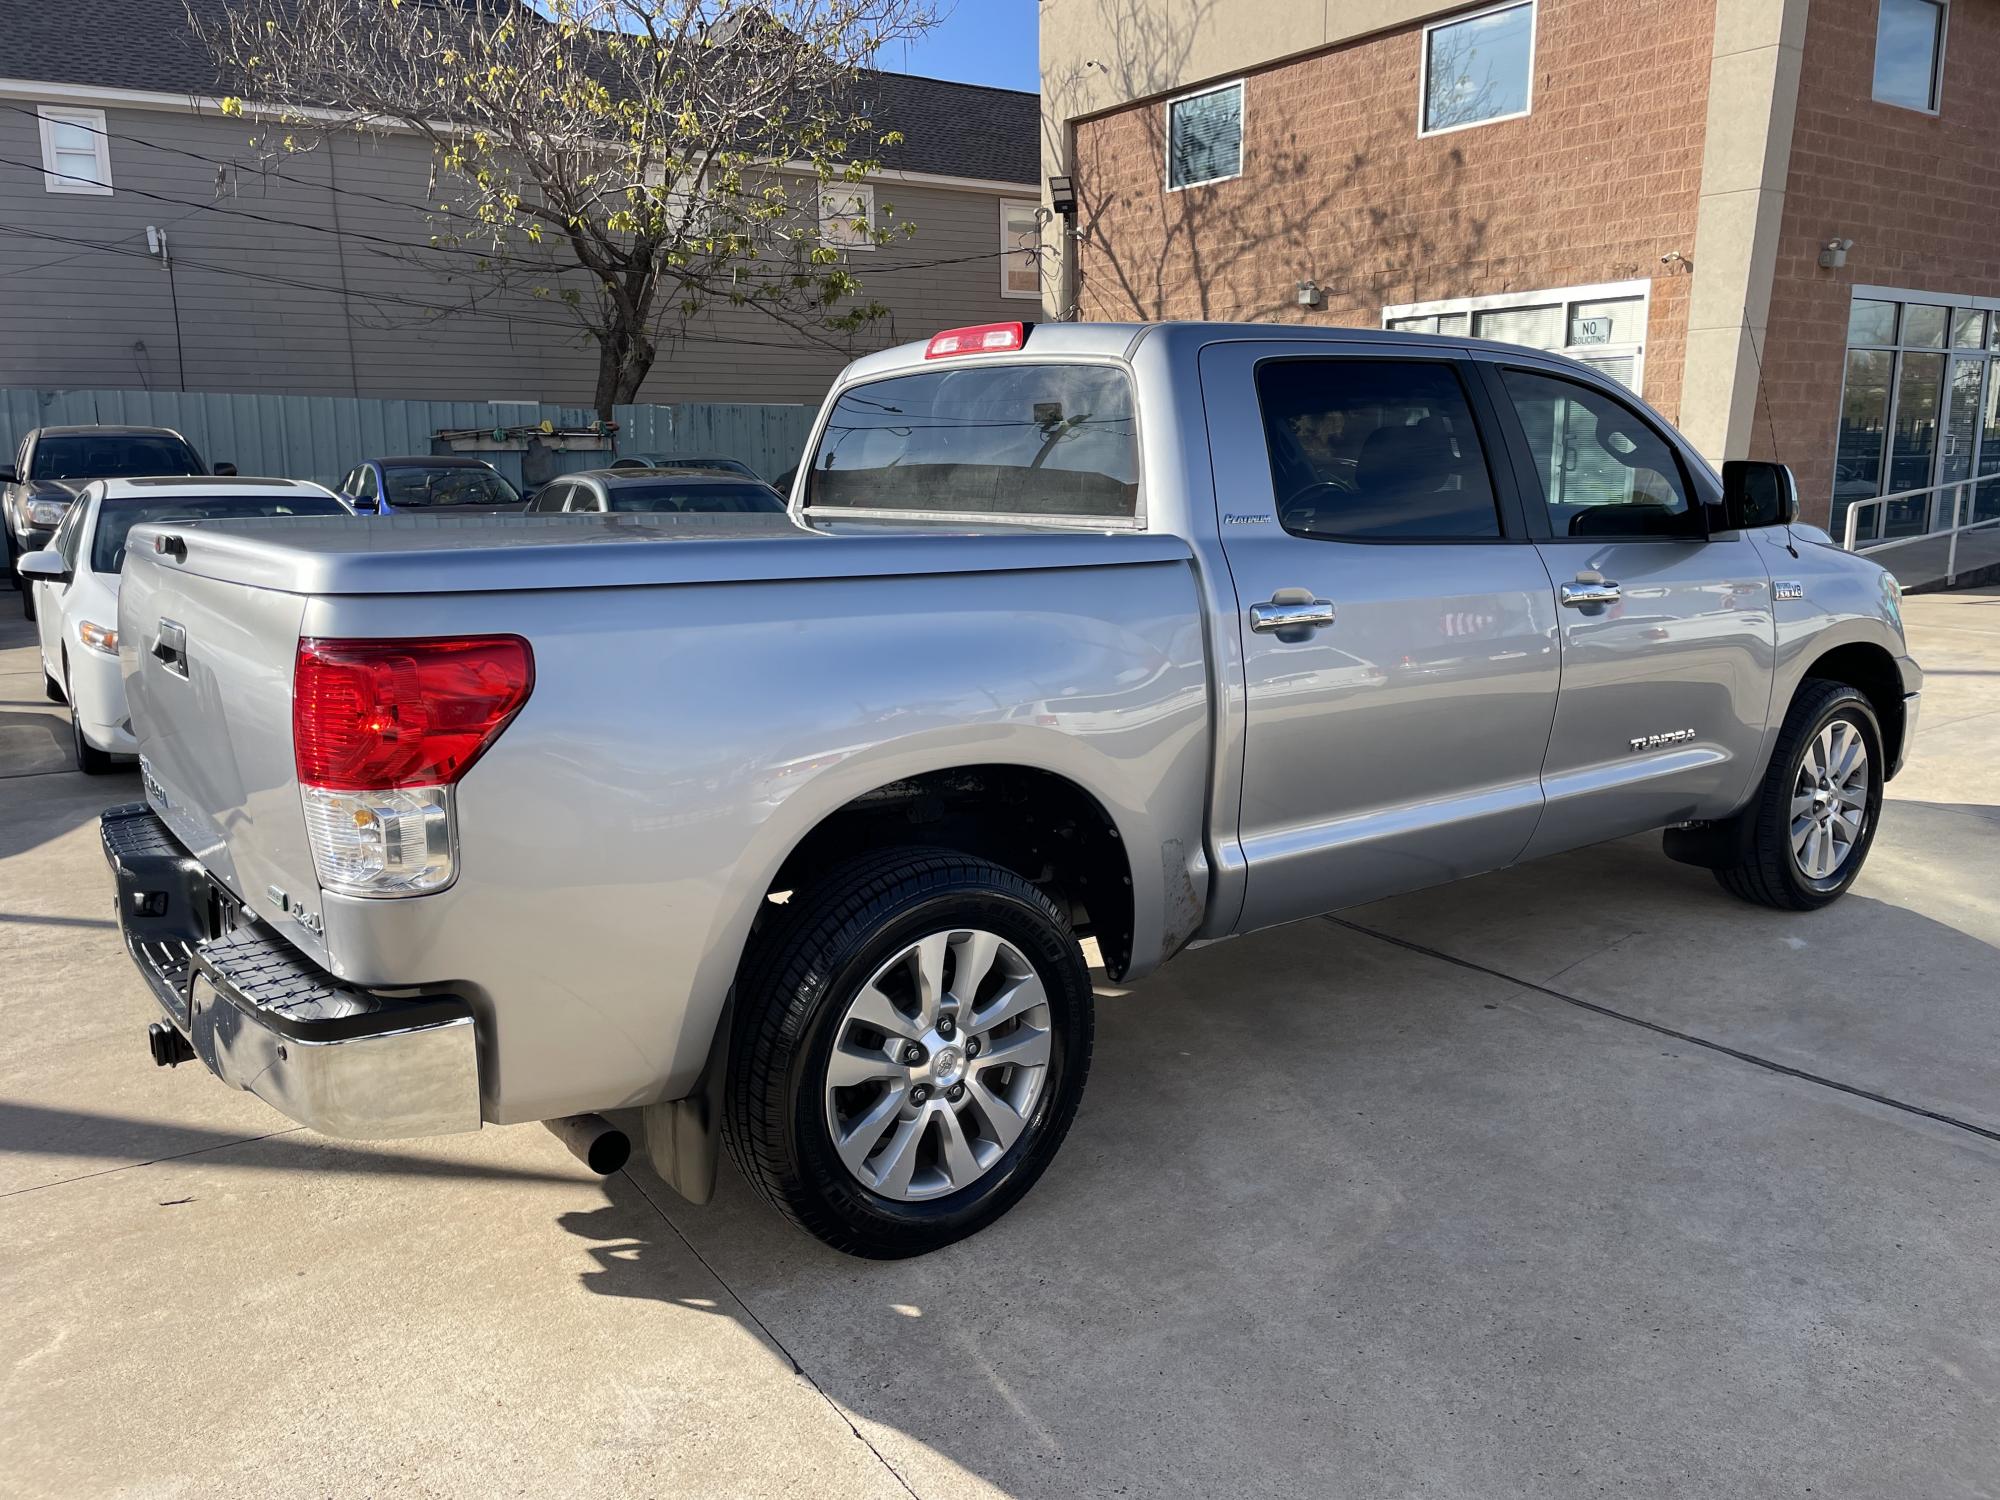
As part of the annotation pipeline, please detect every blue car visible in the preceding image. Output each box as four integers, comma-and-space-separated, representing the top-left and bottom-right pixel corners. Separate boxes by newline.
337, 455, 526, 515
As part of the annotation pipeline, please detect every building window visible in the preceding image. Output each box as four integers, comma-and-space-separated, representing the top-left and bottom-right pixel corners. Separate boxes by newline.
1383, 280, 1647, 392
818, 184, 875, 250
1872, 0, 1947, 113
1837, 287, 2000, 543
1421, 1, 1535, 135
1166, 81, 1243, 190
1000, 199, 1042, 300
37, 106, 112, 194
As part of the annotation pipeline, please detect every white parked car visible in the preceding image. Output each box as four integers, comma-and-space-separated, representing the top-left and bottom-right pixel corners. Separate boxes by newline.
18, 476, 352, 773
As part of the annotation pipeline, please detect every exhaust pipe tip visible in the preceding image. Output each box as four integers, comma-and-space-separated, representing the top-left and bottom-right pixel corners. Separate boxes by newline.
544, 1113, 631, 1176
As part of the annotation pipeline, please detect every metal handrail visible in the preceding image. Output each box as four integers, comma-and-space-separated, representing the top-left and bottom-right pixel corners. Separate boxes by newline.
1840, 476, 2000, 586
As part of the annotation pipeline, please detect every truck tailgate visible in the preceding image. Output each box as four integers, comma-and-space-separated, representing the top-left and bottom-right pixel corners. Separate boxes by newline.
118, 539, 329, 966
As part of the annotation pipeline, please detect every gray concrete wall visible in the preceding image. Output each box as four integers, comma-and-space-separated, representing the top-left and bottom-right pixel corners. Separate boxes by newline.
0, 103, 1035, 406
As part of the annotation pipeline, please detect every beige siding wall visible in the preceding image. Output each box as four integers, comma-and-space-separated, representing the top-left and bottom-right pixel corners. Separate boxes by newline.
0, 104, 1034, 405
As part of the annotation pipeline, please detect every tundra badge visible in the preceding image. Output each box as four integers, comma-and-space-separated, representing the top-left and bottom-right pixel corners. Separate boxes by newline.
1630, 728, 1697, 752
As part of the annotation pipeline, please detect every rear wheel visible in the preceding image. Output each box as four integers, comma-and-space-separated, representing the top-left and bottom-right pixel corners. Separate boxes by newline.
1713, 680, 1882, 910
724, 848, 1094, 1258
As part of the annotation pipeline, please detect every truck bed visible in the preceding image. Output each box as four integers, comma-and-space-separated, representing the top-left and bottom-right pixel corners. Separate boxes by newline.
116, 511, 1213, 1122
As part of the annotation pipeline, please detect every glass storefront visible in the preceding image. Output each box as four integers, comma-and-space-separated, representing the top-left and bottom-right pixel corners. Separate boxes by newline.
1837, 292, 2000, 541
1383, 280, 1648, 394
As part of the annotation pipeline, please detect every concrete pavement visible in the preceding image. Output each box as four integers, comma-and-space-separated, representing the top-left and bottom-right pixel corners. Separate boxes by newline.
3, 590, 1997, 1498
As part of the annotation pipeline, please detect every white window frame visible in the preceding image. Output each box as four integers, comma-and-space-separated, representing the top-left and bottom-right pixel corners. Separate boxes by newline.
1870, 0, 1949, 115
999, 198, 1043, 300
818, 183, 876, 251
1164, 79, 1244, 192
1382, 277, 1651, 393
37, 106, 113, 195
1418, 0, 1537, 139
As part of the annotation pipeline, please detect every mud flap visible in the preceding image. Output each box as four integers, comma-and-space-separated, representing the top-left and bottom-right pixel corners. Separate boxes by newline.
640, 998, 730, 1205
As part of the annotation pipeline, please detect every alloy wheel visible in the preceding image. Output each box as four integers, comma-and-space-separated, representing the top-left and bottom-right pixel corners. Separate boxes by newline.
1790, 718, 1870, 881
822, 927, 1053, 1202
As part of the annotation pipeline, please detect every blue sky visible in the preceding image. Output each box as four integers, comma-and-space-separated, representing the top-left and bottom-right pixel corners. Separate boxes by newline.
877, 0, 1039, 92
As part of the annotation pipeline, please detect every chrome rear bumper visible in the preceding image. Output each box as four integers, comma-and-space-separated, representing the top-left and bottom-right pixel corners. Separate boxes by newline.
101, 803, 481, 1139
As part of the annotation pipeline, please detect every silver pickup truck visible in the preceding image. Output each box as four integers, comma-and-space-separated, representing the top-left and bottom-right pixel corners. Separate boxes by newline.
105, 321, 1920, 1257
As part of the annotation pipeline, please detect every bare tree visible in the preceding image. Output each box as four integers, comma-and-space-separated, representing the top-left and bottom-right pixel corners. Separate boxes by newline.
198, 0, 936, 418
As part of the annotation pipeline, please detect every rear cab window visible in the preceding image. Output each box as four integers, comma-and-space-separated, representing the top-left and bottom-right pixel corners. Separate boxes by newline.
805, 363, 1139, 520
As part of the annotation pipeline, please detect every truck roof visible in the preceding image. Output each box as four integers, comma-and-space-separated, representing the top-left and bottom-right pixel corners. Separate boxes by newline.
30, 423, 192, 439
838, 319, 1598, 385
95, 476, 337, 501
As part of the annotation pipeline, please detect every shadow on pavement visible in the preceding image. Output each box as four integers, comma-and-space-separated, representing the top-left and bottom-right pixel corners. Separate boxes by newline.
548, 885, 2000, 1498
0, 1101, 592, 1192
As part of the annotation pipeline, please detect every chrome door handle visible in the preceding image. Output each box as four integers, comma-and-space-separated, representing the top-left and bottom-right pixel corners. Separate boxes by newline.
152, 619, 189, 679
1559, 580, 1621, 608
1249, 597, 1336, 634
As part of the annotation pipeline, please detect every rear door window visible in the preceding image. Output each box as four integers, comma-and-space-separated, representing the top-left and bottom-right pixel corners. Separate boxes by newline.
1253, 358, 1502, 540
806, 363, 1139, 519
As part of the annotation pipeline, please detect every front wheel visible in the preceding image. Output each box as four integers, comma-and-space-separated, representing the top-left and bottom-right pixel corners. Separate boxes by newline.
724, 849, 1094, 1258
1713, 680, 1883, 910
63, 656, 116, 776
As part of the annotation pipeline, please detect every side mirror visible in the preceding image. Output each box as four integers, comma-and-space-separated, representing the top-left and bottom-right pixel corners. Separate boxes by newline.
16, 549, 71, 585
345, 495, 379, 514
1719, 460, 1799, 531
213, 461, 238, 477
0, 465, 16, 484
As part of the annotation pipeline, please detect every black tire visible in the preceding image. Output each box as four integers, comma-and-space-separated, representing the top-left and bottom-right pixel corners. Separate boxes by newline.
63, 655, 116, 776
724, 848, 1094, 1258
45, 671, 64, 704
1713, 680, 1883, 911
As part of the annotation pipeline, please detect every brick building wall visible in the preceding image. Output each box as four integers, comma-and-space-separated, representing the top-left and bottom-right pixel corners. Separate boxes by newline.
1754, 0, 2000, 522
1068, 0, 1714, 423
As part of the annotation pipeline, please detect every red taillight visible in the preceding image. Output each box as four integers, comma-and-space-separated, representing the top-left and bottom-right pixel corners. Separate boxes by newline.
293, 636, 534, 791
925, 321, 1027, 359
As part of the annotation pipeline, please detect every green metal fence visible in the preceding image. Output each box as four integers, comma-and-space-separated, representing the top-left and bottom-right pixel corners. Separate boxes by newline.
0, 389, 817, 491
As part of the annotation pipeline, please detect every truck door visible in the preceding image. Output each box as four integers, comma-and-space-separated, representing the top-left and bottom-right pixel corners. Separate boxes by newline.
1475, 358, 1776, 857
1198, 342, 1561, 932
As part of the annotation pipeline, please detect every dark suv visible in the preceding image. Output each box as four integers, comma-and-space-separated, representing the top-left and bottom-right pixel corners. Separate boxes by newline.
3, 425, 224, 618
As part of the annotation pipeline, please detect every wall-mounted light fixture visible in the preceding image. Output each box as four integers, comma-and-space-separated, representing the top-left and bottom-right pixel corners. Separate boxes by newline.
1818, 237, 1854, 270
1297, 280, 1325, 310
1048, 175, 1077, 218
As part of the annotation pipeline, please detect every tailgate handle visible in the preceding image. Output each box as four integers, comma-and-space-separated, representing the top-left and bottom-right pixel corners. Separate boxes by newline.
153, 619, 189, 679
